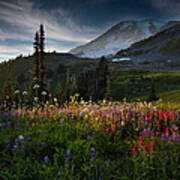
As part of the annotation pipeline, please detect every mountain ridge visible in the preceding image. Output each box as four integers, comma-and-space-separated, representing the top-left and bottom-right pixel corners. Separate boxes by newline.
114, 23, 180, 63
69, 19, 170, 58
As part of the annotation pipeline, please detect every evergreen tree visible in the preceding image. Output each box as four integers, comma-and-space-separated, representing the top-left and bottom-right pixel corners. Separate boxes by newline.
71, 75, 77, 96
96, 56, 109, 100
0, 66, 14, 109
77, 71, 95, 101
12, 77, 21, 108
64, 70, 70, 100
105, 76, 111, 100
24, 72, 30, 108
56, 82, 63, 103
31, 31, 41, 102
25, 72, 30, 95
39, 24, 46, 92
31, 31, 40, 86
148, 78, 158, 102
31, 25, 47, 103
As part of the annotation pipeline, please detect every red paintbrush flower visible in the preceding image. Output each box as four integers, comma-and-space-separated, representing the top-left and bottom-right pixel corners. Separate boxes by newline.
131, 144, 138, 155
154, 110, 157, 117
138, 136, 144, 145
142, 145, 149, 153
150, 141, 155, 153
172, 110, 175, 121
157, 121, 161, 130
111, 120, 116, 131
159, 110, 164, 120
165, 127, 169, 136
103, 123, 107, 133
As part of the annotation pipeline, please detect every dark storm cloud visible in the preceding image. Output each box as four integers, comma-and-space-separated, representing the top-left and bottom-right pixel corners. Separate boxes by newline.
148, 0, 180, 18
0, 0, 179, 61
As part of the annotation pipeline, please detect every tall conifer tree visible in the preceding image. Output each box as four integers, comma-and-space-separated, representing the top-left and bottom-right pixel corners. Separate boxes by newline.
96, 56, 109, 100
31, 31, 40, 86
39, 24, 46, 91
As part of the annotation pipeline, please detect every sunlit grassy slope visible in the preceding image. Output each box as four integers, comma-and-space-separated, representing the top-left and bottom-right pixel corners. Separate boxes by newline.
158, 90, 180, 103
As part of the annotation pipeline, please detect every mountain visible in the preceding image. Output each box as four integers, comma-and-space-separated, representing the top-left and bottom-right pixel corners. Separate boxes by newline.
69, 19, 166, 58
114, 23, 180, 63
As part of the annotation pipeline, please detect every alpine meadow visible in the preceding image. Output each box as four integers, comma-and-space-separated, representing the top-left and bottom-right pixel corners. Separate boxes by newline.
0, 0, 180, 179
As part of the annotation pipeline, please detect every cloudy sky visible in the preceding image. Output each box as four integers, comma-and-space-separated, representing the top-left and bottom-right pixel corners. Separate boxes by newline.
0, 0, 180, 62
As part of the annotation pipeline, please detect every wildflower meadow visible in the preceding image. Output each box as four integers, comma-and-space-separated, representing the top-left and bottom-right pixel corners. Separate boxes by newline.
0, 95, 180, 179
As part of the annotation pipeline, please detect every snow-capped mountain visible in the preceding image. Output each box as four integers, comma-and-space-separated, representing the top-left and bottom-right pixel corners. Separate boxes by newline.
115, 23, 180, 63
69, 19, 166, 58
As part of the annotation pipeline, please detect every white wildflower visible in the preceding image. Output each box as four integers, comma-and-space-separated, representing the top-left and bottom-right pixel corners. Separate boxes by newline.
34, 97, 39, 101
54, 98, 58, 102
19, 135, 24, 140
41, 91, 47, 96
33, 84, 40, 89
23, 91, 28, 95
14, 90, 20, 94
121, 121, 125, 127
50, 105, 54, 108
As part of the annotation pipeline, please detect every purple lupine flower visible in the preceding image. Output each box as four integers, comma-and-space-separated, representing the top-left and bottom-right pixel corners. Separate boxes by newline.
156, 132, 161, 136
162, 134, 168, 142
40, 132, 44, 136
90, 148, 96, 161
57, 171, 61, 176
144, 128, 150, 137
12, 145, 18, 153
65, 151, 71, 161
17, 128, 21, 133
13, 145, 18, 149
41, 142, 45, 146
7, 121, 11, 127
21, 142, 26, 150
86, 136, 91, 141
169, 134, 180, 143
2, 123, 6, 128
43, 156, 50, 165
151, 129, 155, 137
5, 139, 11, 148
14, 138, 18, 143
90, 148, 96, 157
176, 135, 180, 143
172, 124, 178, 131
139, 131, 143, 136
87, 124, 91, 129
24, 134, 28, 138
27, 137, 31, 141
80, 112, 84, 117
169, 136, 175, 143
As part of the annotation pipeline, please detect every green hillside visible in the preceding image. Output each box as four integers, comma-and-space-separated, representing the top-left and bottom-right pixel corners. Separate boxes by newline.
158, 90, 180, 103
1, 53, 180, 103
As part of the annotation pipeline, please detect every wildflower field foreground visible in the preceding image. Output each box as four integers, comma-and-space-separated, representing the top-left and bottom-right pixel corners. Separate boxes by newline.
0, 97, 180, 179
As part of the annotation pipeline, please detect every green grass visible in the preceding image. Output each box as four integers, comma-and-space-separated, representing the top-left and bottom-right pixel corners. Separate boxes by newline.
158, 90, 180, 103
